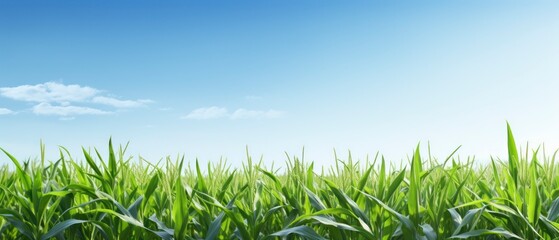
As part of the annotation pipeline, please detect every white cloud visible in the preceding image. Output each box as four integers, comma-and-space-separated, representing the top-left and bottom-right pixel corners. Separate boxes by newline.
0, 82, 98, 103
230, 108, 285, 119
182, 107, 285, 120
92, 96, 153, 108
0, 82, 155, 117
0, 108, 14, 115
32, 102, 110, 116
182, 106, 228, 120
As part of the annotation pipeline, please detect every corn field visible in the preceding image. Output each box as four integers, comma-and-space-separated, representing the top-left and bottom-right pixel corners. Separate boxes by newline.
1, 124, 559, 239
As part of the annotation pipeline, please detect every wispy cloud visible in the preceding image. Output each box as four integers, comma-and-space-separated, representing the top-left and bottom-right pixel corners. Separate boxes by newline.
0, 108, 14, 115
0, 82, 154, 117
181, 106, 228, 120
182, 107, 285, 120
32, 102, 110, 116
0, 82, 98, 103
92, 96, 153, 108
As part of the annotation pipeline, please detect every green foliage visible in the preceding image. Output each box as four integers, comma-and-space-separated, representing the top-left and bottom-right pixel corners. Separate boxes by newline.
1, 125, 559, 239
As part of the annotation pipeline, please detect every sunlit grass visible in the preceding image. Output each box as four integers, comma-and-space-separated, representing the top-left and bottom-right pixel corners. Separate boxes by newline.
1, 124, 559, 239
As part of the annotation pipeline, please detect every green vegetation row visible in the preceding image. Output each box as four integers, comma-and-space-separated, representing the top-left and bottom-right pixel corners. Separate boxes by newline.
2, 124, 559, 239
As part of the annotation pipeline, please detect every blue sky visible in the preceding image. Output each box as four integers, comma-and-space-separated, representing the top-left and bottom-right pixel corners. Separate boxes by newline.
1, 1, 559, 167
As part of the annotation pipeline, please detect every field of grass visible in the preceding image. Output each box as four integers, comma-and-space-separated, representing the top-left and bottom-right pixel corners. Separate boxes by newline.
1, 124, 559, 239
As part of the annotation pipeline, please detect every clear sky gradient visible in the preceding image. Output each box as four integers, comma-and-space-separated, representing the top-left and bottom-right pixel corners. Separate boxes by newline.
1, 1, 558, 167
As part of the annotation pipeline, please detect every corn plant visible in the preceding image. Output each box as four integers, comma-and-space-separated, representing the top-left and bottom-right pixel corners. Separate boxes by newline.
1, 124, 559, 239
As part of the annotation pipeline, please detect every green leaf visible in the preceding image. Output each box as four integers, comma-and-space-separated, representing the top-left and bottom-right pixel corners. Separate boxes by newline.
548, 197, 559, 221
507, 122, 519, 186
0, 209, 34, 240
311, 215, 358, 232
149, 214, 174, 236
353, 164, 373, 200
421, 224, 437, 240
450, 227, 522, 239
108, 138, 118, 179
1, 148, 32, 190
386, 167, 406, 201
451, 207, 486, 235
409, 144, 422, 224
304, 187, 326, 211
324, 179, 370, 227
144, 173, 159, 205
172, 177, 188, 239
205, 212, 225, 240
269, 226, 327, 240
40, 219, 88, 240
527, 150, 541, 225
360, 191, 416, 234
127, 196, 143, 219
195, 159, 208, 193
82, 148, 103, 177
